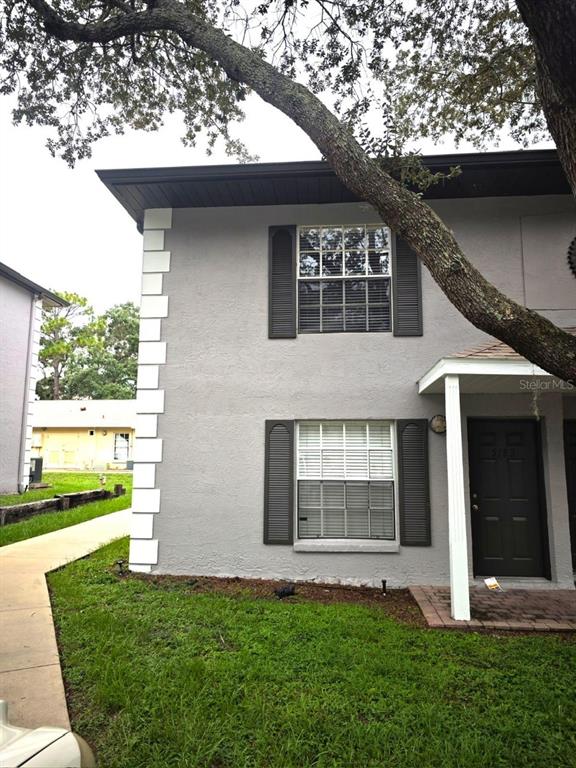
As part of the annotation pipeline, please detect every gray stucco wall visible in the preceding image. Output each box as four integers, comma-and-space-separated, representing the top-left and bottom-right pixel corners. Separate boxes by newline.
152, 194, 575, 586
0, 276, 33, 493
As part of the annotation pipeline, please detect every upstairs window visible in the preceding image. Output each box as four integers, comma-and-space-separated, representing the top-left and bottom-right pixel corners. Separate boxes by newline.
297, 421, 396, 540
298, 225, 392, 333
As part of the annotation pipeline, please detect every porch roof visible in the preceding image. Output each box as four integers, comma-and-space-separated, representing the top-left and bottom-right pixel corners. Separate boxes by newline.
418, 332, 576, 395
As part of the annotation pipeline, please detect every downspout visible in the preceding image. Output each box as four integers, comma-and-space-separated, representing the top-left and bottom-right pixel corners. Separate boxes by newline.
17, 293, 38, 493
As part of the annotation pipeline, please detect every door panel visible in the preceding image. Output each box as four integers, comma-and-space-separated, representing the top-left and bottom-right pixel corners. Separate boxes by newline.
563, 420, 576, 571
469, 419, 547, 577
482, 516, 503, 560
507, 458, 526, 499
480, 458, 499, 498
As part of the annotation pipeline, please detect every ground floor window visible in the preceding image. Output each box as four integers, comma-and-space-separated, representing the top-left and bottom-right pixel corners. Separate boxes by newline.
114, 432, 130, 461
297, 421, 395, 539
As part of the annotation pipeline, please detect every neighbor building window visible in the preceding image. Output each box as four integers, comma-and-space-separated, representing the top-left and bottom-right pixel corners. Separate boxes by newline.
298, 225, 392, 333
114, 432, 130, 461
297, 422, 395, 539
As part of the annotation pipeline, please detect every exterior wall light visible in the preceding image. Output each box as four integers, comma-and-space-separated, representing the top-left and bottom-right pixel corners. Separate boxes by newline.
429, 414, 447, 434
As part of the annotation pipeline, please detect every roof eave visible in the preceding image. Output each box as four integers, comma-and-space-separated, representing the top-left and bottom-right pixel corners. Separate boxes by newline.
95, 149, 563, 186
96, 149, 570, 229
0, 263, 68, 307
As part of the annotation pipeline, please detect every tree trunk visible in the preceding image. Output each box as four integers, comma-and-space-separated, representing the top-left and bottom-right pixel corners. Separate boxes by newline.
516, 0, 576, 197
29, 0, 576, 382
53, 362, 61, 400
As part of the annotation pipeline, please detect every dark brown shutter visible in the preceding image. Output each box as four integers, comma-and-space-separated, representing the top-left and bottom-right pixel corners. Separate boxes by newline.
392, 236, 423, 336
264, 420, 294, 544
268, 226, 296, 338
397, 419, 431, 546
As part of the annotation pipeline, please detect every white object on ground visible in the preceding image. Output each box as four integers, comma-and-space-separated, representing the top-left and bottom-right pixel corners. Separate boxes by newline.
0, 699, 95, 767
484, 577, 505, 592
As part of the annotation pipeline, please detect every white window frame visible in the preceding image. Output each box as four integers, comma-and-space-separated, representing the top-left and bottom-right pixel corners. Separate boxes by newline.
297, 224, 394, 334
295, 420, 399, 544
113, 432, 131, 462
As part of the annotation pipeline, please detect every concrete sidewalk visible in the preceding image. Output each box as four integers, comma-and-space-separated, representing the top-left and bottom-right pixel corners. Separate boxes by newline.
0, 509, 131, 729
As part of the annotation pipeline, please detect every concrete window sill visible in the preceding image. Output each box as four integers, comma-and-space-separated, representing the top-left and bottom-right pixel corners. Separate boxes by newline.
293, 540, 400, 553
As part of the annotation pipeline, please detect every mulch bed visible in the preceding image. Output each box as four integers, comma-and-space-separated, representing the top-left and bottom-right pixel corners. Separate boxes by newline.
129, 570, 427, 628
123, 570, 576, 636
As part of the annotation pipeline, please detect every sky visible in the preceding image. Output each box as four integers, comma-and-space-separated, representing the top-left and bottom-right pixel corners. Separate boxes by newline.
0, 94, 321, 312
0, 92, 552, 314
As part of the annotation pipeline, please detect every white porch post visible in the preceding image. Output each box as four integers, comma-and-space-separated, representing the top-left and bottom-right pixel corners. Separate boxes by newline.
444, 374, 471, 621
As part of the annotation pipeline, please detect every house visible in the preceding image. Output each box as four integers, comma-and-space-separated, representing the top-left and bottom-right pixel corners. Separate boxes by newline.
98, 150, 576, 620
32, 399, 137, 471
0, 262, 67, 493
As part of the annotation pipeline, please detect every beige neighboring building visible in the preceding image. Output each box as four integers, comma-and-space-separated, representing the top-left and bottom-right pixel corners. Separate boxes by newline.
32, 400, 137, 471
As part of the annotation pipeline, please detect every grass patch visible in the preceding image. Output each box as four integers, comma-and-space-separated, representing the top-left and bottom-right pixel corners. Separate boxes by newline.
0, 472, 132, 547
0, 471, 131, 506
49, 539, 576, 768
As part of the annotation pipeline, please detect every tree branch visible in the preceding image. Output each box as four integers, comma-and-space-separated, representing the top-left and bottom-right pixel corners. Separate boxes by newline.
28, 0, 576, 382
107, 0, 134, 15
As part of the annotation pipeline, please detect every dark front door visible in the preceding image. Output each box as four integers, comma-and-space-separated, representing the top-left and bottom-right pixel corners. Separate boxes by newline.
563, 420, 576, 571
468, 419, 548, 578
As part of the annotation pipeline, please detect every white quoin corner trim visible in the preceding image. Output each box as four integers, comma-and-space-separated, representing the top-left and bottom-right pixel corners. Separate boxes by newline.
445, 374, 471, 621
20, 297, 43, 490
130, 207, 173, 573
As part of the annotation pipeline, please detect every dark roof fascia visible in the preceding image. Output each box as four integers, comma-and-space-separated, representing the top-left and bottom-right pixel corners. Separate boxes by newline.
0, 262, 68, 307
97, 149, 570, 230
98, 160, 339, 186
97, 149, 562, 184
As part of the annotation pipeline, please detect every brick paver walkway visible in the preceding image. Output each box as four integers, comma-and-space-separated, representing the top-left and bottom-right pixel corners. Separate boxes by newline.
410, 585, 576, 631
0, 509, 131, 729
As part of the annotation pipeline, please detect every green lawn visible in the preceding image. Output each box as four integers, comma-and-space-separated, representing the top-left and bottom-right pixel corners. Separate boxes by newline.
0, 472, 132, 547
48, 539, 576, 768
0, 471, 132, 506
